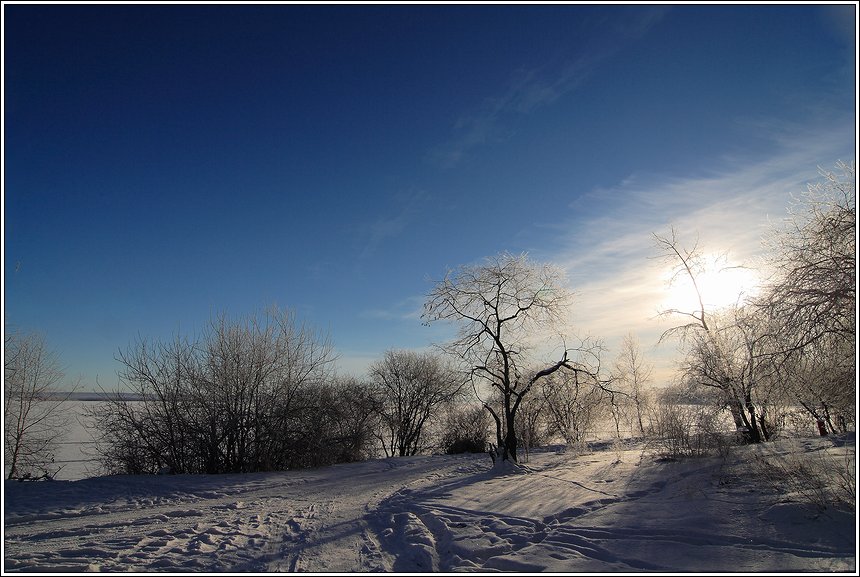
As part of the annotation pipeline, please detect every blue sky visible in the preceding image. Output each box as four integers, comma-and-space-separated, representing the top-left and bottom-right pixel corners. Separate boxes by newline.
3, 3, 856, 388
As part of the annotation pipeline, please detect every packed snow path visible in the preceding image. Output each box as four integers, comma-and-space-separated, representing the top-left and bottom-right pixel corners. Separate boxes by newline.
4, 438, 855, 572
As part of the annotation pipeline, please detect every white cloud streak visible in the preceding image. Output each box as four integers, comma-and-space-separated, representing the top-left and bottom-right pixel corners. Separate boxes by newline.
429, 8, 668, 168
542, 120, 855, 384
357, 189, 428, 262
360, 294, 426, 322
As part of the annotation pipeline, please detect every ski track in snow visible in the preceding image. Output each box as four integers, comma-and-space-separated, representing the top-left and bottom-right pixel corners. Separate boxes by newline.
3, 438, 856, 572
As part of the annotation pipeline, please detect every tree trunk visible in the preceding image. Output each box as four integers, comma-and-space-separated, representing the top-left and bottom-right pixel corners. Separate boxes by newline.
728, 400, 745, 430
636, 404, 645, 436
503, 423, 518, 463
485, 404, 505, 463
742, 398, 762, 444
757, 413, 771, 442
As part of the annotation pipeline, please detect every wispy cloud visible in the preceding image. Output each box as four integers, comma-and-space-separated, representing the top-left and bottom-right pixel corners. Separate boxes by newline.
341, 296, 458, 377
540, 119, 855, 383
360, 295, 426, 322
428, 65, 587, 168
357, 189, 428, 262
428, 8, 668, 168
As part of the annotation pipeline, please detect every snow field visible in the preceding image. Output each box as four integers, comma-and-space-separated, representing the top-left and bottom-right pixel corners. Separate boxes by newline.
3, 436, 855, 572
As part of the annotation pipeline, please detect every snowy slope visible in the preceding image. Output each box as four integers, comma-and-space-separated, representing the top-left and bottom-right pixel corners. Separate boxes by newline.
3, 436, 855, 573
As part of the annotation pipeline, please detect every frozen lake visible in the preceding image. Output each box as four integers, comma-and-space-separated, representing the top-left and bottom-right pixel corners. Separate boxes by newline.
5, 400, 108, 481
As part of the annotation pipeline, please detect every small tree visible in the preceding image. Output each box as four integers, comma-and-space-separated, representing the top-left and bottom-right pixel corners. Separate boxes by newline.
612, 333, 653, 436
4, 332, 75, 480
540, 367, 608, 450
369, 349, 464, 457
423, 252, 606, 464
677, 305, 783, 443
513, 385, 548, 461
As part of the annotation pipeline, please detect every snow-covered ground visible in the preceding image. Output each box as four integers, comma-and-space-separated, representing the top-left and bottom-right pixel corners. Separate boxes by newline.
3, 434, 855, 573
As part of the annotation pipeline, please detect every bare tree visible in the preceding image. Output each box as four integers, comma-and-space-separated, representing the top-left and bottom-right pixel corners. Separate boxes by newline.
4, 331, 75, 480
422, 252, 607, 464
369, 349, 463, 457
656, 163, 856, 443
89, 308, 340, 474
512, 384, 548, 462
678, 305, 784, 443
101, 334, 200, 474
756, 161, 856, 431
653, 227, 714, 337
539, 367, 608, 450
760, 161, 855, 352
654, 229, 773, 443
612, 333, 653, 436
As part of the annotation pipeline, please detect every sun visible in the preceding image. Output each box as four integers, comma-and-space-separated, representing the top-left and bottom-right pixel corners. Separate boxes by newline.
660, 254, 760, 313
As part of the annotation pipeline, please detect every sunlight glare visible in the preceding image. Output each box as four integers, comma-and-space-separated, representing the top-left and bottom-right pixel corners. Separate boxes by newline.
660, 255, 760, 313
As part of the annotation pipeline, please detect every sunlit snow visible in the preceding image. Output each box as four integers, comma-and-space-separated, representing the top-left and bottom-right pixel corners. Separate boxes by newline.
4, 434, 854, 572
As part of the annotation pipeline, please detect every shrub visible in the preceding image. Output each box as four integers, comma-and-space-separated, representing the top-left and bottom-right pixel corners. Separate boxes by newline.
646, 401, 732, 459
441, 405, 491, 454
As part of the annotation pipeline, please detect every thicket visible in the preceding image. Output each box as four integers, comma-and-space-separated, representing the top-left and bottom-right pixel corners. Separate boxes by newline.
87, 309, 377, 474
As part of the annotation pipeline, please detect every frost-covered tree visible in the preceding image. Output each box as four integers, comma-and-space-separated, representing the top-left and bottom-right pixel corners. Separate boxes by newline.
655, 161, 856, 443
760, 161, 855, 351
654, 229, 774, 443
368, 349, 464, 457
678, 305, 785, 442
612, 333, 653, 436
757, 161, 856, 431
422, 252, 606, 464
4, 331, 74, 479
